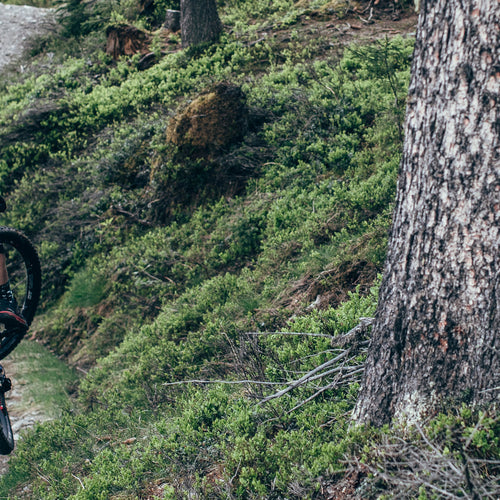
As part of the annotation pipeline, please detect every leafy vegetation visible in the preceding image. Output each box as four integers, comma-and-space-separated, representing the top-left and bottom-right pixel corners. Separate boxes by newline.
0, 0, 497, 498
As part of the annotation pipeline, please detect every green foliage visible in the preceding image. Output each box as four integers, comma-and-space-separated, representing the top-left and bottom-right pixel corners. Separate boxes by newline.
427, 405, 500, 461
6, 341, 78, 418
1, 290, 378, 499
57, 0, 104, 39
0, 1, 419, 496
63, 267, 107, 308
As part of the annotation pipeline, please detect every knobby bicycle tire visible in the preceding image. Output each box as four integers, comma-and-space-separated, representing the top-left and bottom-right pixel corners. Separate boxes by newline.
0, 390, 13, 454
0, 227, 41, 360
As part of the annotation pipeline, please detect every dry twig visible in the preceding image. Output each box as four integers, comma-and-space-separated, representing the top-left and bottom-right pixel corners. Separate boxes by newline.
255, 318, 373, 406
352, 422, 500, 499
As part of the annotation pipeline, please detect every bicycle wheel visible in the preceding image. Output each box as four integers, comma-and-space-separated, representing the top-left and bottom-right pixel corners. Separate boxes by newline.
0, 390, 14, 455
0, 227, 41, 360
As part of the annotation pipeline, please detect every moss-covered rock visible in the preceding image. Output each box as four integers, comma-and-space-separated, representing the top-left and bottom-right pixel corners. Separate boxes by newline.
166, 81, 248, 154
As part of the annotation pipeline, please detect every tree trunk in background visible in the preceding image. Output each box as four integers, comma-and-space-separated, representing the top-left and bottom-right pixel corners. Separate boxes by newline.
353, 0, 500, 426
180, 0, 222, 49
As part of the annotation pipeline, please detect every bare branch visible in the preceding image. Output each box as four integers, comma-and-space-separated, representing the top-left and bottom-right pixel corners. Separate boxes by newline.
160, 318, 374, 417
287, 373, 344, 414
257, 349, 352, 405
255, 319, 373, 406
243, 331, 337, 339
162, 379, 283, 387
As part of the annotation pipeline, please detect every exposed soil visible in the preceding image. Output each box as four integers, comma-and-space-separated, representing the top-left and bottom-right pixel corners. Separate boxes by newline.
0, 2, 55, 73
241, 4, 418, 55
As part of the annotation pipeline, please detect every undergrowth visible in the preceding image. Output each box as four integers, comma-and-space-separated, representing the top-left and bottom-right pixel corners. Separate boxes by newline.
1, 1, 487, 498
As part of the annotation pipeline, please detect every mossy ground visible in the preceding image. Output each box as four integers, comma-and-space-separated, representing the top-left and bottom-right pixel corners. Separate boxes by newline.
0, 0, 497, 498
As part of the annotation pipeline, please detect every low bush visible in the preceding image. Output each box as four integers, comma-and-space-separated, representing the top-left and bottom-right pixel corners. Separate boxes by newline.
1, 288, 379, 499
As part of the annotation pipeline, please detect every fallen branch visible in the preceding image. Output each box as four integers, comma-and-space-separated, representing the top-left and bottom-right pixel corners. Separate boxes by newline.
162, 379, 283, 387
257, 349, 353, 405
160, 318, 375, 414
256, 318, 374, 406
243, 331, 337, 339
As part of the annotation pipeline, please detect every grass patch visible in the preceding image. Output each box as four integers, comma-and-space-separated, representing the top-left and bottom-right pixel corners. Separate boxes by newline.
5, 340, 78, 418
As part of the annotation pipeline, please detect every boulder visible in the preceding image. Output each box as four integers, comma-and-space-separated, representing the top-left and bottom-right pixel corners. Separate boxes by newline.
166, 82, 248, 154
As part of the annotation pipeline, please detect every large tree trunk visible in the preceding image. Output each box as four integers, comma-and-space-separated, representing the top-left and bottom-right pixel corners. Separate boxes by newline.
353, 0, 500, 426
180, 0, 222, 49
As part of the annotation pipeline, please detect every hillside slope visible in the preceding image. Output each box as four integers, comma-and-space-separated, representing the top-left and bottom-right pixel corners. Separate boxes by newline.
0, 1, 497, 498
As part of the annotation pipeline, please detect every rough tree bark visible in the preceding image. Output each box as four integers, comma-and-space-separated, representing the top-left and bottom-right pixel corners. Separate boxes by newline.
180, 0, 222, 49
353, 0, 500, 426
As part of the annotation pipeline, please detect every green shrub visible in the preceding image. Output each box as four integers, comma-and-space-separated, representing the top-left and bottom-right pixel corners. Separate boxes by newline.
2, 286, 379, 499
0, 9, 418, 496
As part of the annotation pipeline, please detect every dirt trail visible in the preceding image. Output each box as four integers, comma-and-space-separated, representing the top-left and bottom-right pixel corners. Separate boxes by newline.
0, 2, 59, 474
0, 2, 55, 73
0, 357, 51, 474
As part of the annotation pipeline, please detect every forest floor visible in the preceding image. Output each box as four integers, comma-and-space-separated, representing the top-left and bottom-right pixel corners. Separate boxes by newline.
0, 0, 419, 484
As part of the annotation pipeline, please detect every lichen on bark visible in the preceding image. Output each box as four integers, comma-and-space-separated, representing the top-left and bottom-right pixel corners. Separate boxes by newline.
353, 0, 500, 426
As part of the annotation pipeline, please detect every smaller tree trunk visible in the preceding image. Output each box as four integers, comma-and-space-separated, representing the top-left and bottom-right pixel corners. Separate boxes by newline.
164, 9, 181, 32
180, 0, 222, 49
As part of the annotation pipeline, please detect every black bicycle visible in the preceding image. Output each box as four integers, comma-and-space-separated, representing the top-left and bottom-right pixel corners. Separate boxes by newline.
0, 197, 41, 454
